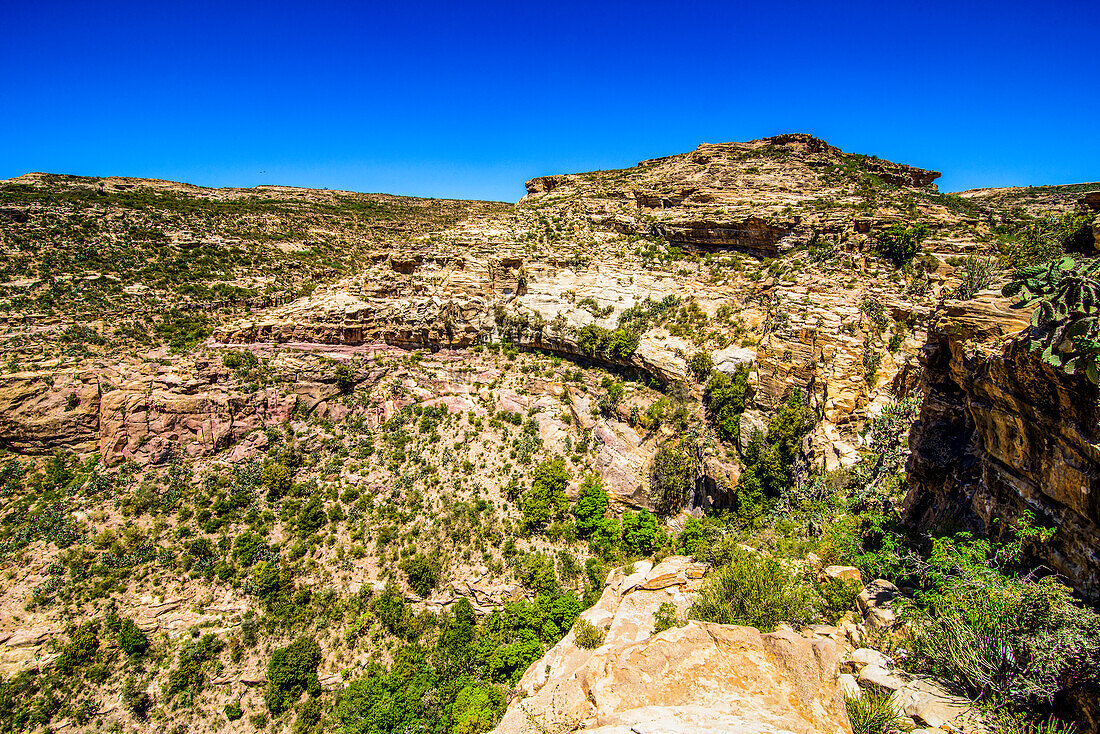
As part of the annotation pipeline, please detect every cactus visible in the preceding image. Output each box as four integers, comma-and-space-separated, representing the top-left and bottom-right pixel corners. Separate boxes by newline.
1003, 256, 1100, 384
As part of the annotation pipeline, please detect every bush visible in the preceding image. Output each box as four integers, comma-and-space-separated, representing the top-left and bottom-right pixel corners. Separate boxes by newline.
735, 390, 814, 522
954, 255, 1000, 299
224, 701, 244, 721
577, 325, 639, 361
817, 578, 864, 625
572, 618, 606, 650
372, 583, 420, 639
652, 601, 683, 634
904, 518, 1100, 721
687, 351, 714, 382
55, 622, 100, 676
117, 618, 148, 657
704, 366, 749, 441
298, 494, 327, 534
262, 461, 292, 499
1000, 211, 1093, 270
334, 364, 355, 394
266, 636, 322, 715
620, 510, 659, 556
874, 223, 928, 266
572, 473, 608, 537
522, 457, 570, 530
123, 676, 151, 720
402, 553, 442, 597
689, 548, 820, 631
845, 687, 906, 734
166, 633, 223, 704
650, 443, 692, 517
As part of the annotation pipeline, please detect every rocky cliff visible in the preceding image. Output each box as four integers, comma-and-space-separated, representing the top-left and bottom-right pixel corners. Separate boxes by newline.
905, 293, 1100, 600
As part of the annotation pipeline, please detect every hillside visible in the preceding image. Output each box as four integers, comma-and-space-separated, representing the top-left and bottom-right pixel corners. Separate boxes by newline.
0, 136, 1098, 734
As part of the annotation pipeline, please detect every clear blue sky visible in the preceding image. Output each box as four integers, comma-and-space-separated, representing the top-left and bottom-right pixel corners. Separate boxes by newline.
2, 1, 1097, 201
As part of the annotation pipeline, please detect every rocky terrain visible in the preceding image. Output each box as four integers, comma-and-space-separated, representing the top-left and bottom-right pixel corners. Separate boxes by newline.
0, 134, 1098, 734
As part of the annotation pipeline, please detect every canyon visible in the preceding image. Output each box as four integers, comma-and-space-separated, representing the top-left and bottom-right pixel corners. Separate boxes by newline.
0, 135, 1097, 733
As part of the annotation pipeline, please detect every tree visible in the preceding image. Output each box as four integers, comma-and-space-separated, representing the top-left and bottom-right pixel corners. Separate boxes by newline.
704, 366, 749, 441
262, 461, 292, 499
265, 636, 321, 715
335, 364, 355, 394
687, 351, 714, 382
522, 457, 570, 530
621, 510, 659, 555
298, 494, 327, 534
572, 473, 608, 536
117, 619, 148, 657
875, 223, 929, 266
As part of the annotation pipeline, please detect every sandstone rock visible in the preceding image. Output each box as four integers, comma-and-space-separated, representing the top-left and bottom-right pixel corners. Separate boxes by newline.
494, 557, 851, 734
496, 622, 850, 734
858, 664, 910, 691
905, 295, 1100, 601
857, 579, 900, 630
839, 673, 861, 699
823, 565, 862, 583
848, 647, 891, 670
891, 678, 976, 729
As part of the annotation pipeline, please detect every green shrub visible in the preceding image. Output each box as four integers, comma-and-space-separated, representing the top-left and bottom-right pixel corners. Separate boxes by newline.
688, 351, 715, 382
372, 583, 421, 639
224, 701, 243, 721
689, 548, 820, 631
55, 622, 99, 676
572, 618, 606, 650
297, 494, 327, 534
650, 443, 692, 517
577, 325, 639, 361
521, 457, 570, 530
735, 390, 814, 522
1000, 211, 1093, 270
265, 636, 322, 715
845, 687, 906, 734
817, 578, 863, 625
336, 648, 437, 734
335, 364, 355, 394
402, 553, 442, 597
652, 601, 683, 634
262, 461, 292, 499
620, 510, 659, 555
874, 223, 928, 266
704, 366, 749, 441
117, 618, 149, 657
166, 633, 223, 704
572, 473, 608, 537
954, 255, 1000, 299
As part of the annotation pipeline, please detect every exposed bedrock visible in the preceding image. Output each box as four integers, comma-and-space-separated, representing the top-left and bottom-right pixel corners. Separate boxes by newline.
904, 294, 1100, 600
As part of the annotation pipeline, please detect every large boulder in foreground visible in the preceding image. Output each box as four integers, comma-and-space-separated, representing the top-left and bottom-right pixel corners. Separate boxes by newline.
492, 556, 851, 734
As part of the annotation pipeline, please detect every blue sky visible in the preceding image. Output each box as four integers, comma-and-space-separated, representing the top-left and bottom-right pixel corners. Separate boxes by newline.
1, 1, 1097, 201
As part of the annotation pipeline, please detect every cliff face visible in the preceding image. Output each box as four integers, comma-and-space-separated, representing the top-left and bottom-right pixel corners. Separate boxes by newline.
904, 294, 1100, 600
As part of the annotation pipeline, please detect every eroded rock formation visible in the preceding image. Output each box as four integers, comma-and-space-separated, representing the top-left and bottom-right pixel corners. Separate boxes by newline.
905, 294, 1100, 599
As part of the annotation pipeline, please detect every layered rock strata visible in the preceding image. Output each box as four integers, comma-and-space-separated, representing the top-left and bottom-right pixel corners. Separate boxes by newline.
905, 294, 1100, 599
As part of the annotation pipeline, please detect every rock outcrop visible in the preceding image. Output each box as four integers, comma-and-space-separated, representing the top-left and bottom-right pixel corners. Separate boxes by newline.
904, 294, 1100, 600
492, 556, 852, 734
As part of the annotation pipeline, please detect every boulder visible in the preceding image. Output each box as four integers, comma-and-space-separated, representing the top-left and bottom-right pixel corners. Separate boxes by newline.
857, 579, 900, 630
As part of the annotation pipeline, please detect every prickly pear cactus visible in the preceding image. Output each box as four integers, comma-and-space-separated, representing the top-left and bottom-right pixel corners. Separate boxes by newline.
1003, 256, 1100, 384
